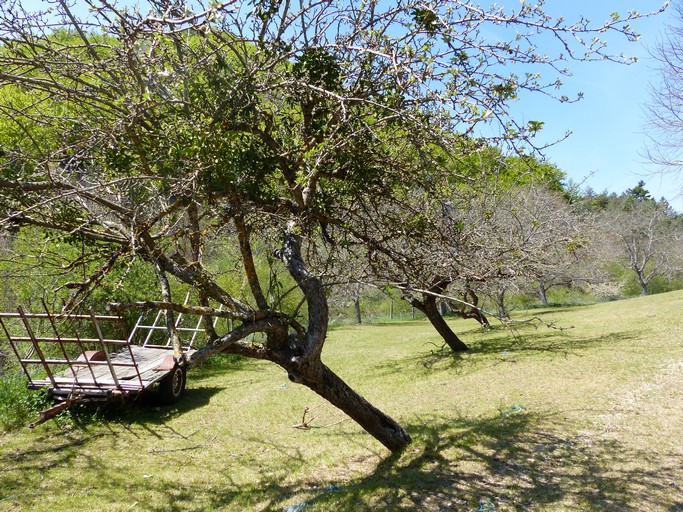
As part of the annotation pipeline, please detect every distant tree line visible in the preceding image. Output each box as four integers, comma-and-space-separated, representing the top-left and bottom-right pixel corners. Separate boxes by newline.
324, 177, 683, 332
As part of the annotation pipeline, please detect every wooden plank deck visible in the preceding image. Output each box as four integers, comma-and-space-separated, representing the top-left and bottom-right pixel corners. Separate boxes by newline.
29, 346, 196, 394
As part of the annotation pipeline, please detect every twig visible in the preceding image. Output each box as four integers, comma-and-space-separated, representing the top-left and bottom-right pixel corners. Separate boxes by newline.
503, 316, 575, 331
149, 444, 204, 453
292, 406, 318, 430
292, 405, 350, 430
321, 418, 350, 428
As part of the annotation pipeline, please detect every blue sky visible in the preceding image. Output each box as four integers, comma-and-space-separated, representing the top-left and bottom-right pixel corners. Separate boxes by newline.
505, 1, 681, 209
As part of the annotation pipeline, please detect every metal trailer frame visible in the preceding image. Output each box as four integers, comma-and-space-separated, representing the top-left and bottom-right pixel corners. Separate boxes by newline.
0, 303, 210, 426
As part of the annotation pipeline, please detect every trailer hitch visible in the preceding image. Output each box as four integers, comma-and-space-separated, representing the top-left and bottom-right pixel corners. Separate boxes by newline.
29, 399, 79, 429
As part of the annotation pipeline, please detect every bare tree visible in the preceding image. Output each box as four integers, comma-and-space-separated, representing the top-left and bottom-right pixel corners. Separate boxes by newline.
326, 180, 591, 345
318, 184, 474, 351
596, 195, 683, 295
646, 0, 683, 189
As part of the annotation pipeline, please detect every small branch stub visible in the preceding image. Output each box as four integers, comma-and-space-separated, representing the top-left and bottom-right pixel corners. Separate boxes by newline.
292, 406, 318, 430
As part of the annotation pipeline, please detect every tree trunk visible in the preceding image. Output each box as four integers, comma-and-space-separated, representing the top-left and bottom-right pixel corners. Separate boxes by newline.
416, 292, 469, 352
473, 309, 491, 329
277, 226, 411, 452
636, 271, 648, 296
354, 296, 362, 324
538, 282, 549, 306
460, 283, 491, 329
496, 285, 509, 319
289, 359, 412, 452
467, 307, 491, 329
409, 277, 468, 352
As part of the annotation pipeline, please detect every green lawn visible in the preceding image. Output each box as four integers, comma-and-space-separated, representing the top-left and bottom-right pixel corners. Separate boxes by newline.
1, 291, 682, 511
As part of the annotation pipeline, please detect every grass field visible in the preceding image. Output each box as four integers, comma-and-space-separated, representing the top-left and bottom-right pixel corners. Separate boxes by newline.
1, 291, 682, 511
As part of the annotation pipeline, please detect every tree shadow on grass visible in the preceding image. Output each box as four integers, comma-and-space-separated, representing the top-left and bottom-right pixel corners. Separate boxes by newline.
2, 408, 681, 511
464, 329, 645, 359
512, 304, 595, 316
371, 330, 645, 379
270, 412, 683, 511
44, 384, 224, 432
128, 410, 681, 511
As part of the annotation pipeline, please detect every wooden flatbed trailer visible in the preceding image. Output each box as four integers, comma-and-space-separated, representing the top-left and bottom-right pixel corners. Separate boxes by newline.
0, 305, 206, 427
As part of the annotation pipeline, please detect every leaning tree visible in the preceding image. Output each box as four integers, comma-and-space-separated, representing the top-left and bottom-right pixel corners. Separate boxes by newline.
326, 184, 473, 351
0, 0, 664, 452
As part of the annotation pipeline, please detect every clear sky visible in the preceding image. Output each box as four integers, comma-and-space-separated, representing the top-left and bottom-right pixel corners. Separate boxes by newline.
505, 1, 681, 209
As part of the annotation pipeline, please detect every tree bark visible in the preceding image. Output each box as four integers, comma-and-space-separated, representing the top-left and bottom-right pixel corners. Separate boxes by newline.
234, 212, 269, 310
354, 295, 362, 324
538, 281, 549, 306
410, 278, 468, 352
465, 307, 491, 329
155, 265, 183, 359
414, 294, 469, 352
636, 271, 649, 295
459, 283, 491, 329
287, 359, 411, 452
496, 285, 509, 319
277, 226, 411, 452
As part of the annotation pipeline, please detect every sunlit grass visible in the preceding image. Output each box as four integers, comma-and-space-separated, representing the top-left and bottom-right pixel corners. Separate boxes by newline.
1, 292, 682, 511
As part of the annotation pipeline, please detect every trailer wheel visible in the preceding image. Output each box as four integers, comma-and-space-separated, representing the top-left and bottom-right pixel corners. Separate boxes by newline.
158, 365, 186, 405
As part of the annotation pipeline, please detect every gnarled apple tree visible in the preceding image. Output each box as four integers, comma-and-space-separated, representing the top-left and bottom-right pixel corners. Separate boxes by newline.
0, 0, 663, 451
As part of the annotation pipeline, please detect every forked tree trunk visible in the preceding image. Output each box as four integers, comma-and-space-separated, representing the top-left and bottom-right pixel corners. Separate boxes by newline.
464, 307, 491, 329
636, 271, 649, 296
459, 283, 491, 329
496, 285, 509, 319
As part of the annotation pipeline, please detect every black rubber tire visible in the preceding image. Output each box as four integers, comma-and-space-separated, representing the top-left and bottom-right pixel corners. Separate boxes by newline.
158, 365, 186, 405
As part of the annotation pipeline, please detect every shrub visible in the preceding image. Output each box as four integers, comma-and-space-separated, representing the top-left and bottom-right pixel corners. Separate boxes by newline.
0, 371, 49, 432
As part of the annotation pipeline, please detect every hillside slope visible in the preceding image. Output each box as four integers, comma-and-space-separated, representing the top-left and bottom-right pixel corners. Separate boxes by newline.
1, 291, 682, 511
